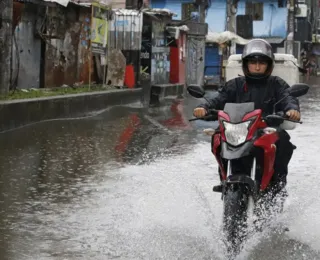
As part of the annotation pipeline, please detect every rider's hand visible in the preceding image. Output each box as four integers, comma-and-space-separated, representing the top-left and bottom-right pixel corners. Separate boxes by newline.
286, 110, 301, 121
193, 108, 207, 118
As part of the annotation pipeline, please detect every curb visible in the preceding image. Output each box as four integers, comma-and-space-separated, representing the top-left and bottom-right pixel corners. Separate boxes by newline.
150, 83, 185, 104
0, 88, 143, 132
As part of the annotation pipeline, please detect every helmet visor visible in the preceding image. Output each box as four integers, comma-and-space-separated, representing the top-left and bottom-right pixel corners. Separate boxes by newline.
242, 40, 274, 60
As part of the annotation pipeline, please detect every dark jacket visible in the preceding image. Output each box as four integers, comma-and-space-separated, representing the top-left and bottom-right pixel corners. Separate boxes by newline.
198, 76, 300, 116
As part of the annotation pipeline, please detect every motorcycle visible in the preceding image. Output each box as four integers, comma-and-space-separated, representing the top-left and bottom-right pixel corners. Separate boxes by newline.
187, 83, 309, 258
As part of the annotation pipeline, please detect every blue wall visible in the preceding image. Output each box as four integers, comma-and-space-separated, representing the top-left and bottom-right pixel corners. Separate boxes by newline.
150, 0, 287, 37
150, 0, 195, 20
205, 44, 220, 77
205, 1, 227, 33
150, 0, 227, 33
237, 0, 288, 38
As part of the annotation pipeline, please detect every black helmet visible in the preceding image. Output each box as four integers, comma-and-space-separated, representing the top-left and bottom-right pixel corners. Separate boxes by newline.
242, 39, 275, 79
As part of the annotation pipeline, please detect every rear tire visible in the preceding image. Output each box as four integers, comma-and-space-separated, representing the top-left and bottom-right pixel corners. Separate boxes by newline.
223, 185, 249, 258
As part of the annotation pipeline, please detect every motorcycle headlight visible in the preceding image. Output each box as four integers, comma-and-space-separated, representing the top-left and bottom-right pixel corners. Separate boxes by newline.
223, 121, 251, 146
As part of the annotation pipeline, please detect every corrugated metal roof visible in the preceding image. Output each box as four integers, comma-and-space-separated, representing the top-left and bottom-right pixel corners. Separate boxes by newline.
40, 0, 112, 7
42, 0, 69, 7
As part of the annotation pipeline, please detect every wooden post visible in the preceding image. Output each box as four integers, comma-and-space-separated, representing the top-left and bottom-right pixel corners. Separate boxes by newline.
89, 4, 94, 90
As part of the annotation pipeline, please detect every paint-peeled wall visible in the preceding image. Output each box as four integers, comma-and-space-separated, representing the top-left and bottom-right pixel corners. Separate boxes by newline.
237, 0, 288, 38
45, 6, 81, 87
45, 5, 95, 87
13, 3, 42, 89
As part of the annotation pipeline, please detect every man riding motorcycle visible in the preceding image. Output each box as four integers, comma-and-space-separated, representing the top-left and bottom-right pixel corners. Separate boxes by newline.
193, 39, 300, 196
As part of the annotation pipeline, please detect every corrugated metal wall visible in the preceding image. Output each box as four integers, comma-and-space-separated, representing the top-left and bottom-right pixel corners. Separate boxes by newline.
13, 3, 42, 89
108, 10, 143, 85
108, 10, 143, 50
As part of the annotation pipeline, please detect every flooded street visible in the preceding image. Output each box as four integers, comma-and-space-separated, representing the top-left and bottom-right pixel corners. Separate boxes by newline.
1, 83, 320, 260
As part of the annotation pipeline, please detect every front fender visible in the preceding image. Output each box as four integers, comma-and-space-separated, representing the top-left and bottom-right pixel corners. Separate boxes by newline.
220, 140, 254, 160
224, 175, 257, 197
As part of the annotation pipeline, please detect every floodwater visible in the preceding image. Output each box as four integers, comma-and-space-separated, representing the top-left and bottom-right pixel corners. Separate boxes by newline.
0, 82, 320, 259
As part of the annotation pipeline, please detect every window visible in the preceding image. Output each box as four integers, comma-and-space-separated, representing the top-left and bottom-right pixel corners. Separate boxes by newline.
182, 3, 199, 21
245, 2, 264, 21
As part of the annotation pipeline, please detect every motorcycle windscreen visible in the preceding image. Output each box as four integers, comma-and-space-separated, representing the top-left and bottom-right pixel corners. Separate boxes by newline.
223, 102, 255, 123
220, 102, 255, 160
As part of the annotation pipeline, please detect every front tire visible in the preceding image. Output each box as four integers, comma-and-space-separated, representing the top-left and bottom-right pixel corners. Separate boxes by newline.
223, 184, 249, 258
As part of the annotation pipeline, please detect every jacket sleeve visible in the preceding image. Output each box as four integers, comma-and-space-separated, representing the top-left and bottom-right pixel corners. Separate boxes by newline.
197, 79, 237, 111
274, 76, 300, 112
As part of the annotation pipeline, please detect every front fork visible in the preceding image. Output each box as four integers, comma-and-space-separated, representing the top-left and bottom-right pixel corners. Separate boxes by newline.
220, 157, 258, 201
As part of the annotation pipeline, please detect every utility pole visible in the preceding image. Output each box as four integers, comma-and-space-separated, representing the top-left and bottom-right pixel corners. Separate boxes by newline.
198, 2, 206, 24
286, 0, 296, 55
0, 0, 13, 95
226, 0, 237, 55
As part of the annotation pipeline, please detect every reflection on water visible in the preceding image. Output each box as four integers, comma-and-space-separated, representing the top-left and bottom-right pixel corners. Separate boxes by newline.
0, 102, 198, 259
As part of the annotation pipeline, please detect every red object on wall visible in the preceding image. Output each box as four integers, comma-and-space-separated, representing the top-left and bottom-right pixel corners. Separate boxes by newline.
13, 2, 24, 32
169, 34, 186, 85
170, 44, 179, 83
124, 65, 135, 88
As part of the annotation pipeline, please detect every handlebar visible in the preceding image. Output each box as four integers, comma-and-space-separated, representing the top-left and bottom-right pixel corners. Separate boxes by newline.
265, 113, 302, 124
188, 109, 220, 122
189, 110, 302, 124
189, 114, 217, 121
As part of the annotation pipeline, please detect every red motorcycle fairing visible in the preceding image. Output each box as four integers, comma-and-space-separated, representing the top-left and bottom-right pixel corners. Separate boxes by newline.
212, 106, 280, 191
218, 111, 230, 142
254, 132, 279, 190
212, 133, 227, 180
242, 109, 267, 140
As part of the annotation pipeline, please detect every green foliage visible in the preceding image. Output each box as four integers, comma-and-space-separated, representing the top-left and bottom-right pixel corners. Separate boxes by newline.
0, 85, 117, 101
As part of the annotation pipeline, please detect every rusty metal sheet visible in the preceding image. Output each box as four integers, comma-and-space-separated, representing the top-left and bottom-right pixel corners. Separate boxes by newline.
45, 6, 88, 87
78, 9, 95, 84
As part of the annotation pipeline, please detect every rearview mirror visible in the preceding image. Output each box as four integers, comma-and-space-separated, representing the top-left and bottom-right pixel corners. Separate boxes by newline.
289, 83, 309, 97
187, 85, 205, 98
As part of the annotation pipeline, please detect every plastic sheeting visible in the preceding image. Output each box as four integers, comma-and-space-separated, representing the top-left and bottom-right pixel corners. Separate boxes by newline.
206, 31, 250, 45
142, 8, 177, 17
166, 25, 189, 39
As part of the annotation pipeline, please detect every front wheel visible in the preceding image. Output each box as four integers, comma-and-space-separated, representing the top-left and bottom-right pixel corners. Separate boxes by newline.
223, 184, 249, 258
